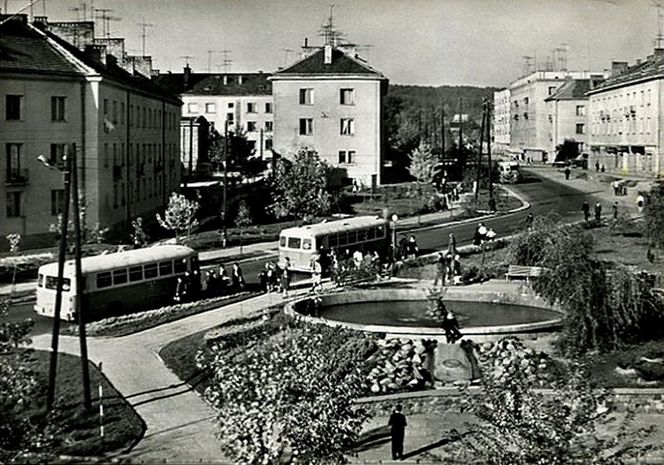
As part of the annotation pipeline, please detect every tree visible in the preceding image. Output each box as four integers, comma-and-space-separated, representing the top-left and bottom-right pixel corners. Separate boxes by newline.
156, 192, 200, 242
555, 139, 580, 162
645, 180, 664, 252
234, 201, 252, 254
49, 196, 109, 248
269, 147, 331, 221
5, 234, 21, 296
201, 324, 371, 465
130, 217, 149, 249
408, 142, 437, 223
445, 365, 658, 465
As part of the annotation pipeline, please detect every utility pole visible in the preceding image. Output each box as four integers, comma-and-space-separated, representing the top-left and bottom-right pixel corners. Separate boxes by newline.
70, 145, 92, 411
486, 101, 496, 212
440, 102, 445, 158
222, 121, 229, 246
458, 96, 464, 176
47, 153, 72, 411
475, 100, 486, 201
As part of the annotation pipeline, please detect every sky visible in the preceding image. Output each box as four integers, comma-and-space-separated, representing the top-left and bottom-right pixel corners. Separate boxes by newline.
5, 0, 660, 87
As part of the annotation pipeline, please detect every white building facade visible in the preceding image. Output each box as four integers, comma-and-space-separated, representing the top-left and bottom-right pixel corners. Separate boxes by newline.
492, 88, 511, 154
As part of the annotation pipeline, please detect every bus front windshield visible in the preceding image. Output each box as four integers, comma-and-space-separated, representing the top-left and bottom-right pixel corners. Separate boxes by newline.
45, 276, 71, 292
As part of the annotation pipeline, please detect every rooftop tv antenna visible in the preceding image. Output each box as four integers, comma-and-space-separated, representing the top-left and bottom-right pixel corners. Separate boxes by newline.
221, 49, 232, 73
653, 1, 664, 49
319, 4, 345, 46
137, 20, 154, 56
94, 8, 120, 38
522, 55, 535, 76
180, 55, 193, 68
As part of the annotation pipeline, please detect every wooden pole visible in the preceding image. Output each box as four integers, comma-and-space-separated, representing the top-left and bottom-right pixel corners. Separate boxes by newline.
487, 101, 496, 212
475, 101, 486, 202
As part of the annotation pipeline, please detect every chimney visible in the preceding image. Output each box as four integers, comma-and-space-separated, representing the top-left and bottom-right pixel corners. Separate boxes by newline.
33, 16, 48, 26
304, 37, 309, 48
49, 21, 95, 50
611, 61, 628, 76
84, 44, 107, 65
183, 64, 191, 89
324, 44, 333, 65
655, 48, 664, 59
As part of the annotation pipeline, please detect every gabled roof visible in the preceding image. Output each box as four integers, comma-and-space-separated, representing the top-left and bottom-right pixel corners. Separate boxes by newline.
588, 53, 664, 94
153, 72, 272, 96
544, 79, 593, 101
273, 47, 386, 78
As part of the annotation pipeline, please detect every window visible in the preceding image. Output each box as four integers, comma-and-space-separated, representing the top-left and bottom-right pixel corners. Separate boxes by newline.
523, 97, 529, 105
144, 263, 158, 279
113, 101, 118, 123
47, 276, 71, 291
576, 123, 585, 135
227, 112, 234, 123
514, 114, 519, 121
265, 102, 272, 113
548, 86, 557, 95
113, 269, 128, 285
50, 189, 65, 216
338, 150, 355, 164
120, 102, 125, 124
288, 237, 302, 249
247, 102, 256, 113
280, 236, 287, 247
129, 266, 143, 282
247, 121, 257, 132
51, 96, 66, 121
228, 102, 234, 108
205, 103, 216, 113
129, 105, 134, 126
6, 191, 21, 217
50, 144, 68, 169
299, 88, 313, 105
340, 118, 355, 135
576, 105, 586, 117
340, 88, 354, 105
174, 259, 187, 274
265, 121, 273, 132
6, 143, 22, 179
6, 95, 21, 120
159, 261, 173, 276
299, 118, 313, 135
302, 239, 312, 250
187, 103, 199, 113
103, 98, 109, 117
523, 112, 528, 120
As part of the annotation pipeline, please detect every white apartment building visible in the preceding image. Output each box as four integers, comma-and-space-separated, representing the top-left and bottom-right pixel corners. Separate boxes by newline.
509, 70, 607, 162
587, 53, 664, 178
270, 45, 389, 186
1, 15, 181, 248
492, 88, 511, 154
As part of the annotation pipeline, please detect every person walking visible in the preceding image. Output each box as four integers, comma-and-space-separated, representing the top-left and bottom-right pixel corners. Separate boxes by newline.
594, 202, 602, 223
612, 201, 619, 220
433, 252, 446, 288
443, 310, 462, 344
523, 213, 534, 229
281, 257, 291, 297
311, 257, 322, 294
595, 161, 600, 172
582, 201, 590, 222
637, 194, 646, 213
231, 262, 245, 292
388, 404, 407, 460
564, 167, 571, 180
406, 235, 419, 260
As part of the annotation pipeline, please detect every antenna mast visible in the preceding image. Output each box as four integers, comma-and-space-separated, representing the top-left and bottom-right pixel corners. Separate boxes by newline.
137, 20, 154, 56
654, 1, 664, 49
221, 49, 232, 73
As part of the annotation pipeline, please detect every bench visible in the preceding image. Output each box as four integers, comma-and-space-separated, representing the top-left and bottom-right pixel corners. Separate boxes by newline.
505, 265, 544, 282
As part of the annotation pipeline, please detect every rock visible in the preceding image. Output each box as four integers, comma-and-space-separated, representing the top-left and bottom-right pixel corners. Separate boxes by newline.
370, 383, 380, 393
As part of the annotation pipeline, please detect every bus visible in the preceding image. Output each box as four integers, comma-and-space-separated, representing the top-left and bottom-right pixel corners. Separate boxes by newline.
34, 245, 199, 322
498, 161, 521, 184
278, 216, 391, 273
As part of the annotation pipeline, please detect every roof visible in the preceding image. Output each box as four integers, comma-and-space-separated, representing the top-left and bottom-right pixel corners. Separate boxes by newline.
38, 245, 196, 276
280, 216, 388, 238
273, 47, 386, 78
588, 53, 664, 94
152, 72, 272, 96
544, 79, 593, 101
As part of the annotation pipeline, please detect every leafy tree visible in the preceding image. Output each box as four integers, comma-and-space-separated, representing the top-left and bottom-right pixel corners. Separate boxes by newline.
201, 324, 371, 465
645, 180, 664, 251
130, 217, 149, 249
156, 192, 200, 242
269, 146, 331, 221
555, 138, 580, 162
5, 234, 21, 295
234, 201, 252, 254
48, 196, 109, 248
445, 365, 658, 465
408, 142, 437, 223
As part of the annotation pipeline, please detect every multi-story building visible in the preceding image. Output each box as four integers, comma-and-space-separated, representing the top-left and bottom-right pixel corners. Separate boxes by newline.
587, 53, 664, 178
180, 116, 211, 178
492, 88, 511, 154
270, 45, 389, 187
544, 77, 604, 157
153, 69, 273, 159
509, 70, 606, 162
0, 15, 181, 248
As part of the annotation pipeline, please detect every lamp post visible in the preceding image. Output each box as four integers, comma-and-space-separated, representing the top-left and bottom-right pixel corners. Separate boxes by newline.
390, 213, 398, 260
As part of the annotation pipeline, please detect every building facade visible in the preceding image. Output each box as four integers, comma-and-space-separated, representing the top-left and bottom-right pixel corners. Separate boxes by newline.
509, 70, 606, 162
492, 88, 511, 154
153, 70, 273, 159
270, 45, 388, 186
587, 53, 664, 178
1, 15, 181, 248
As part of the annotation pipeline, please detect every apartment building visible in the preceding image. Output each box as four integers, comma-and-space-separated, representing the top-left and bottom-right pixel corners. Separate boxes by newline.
270, 45, 389, 186
509, 70, 607, 162
492, 88, 511, 154
587, 53, 664, 178
0, 15, 181, 248
153, 69, 273, 160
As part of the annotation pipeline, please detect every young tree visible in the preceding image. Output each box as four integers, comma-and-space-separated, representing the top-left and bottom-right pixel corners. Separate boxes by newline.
408, 142, 437, 223
156, 193, 200, 242
645, 180, 664, 253
269, 146, 331, 221
234, 201, 252, 254
555, 139, 580, 162
130, 217, 149, 249
5, 233, 21, 295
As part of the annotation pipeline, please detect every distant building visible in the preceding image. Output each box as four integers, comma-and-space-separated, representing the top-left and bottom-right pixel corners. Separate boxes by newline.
0, 15, 181, 248
492, 89, 511, 154
153, 69, 273, 159
587, 52, 664, 178
544, 77, 604, 158
270, 45, 389, 187
508, 70, 607, 162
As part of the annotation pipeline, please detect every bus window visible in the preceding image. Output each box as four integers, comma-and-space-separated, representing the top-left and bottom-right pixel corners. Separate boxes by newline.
129, 266, 143, 282
328, 233, 338, 248
376, 226, 385, 238
347, 231, 357, 245
174, 259, 187, 274
159, 261, 173, 276
302, 239, 312, 250
38, 274, 44, 287
367, 228, 375, 240
191, 256, 199, 271
46, 276, 71, 291
144, 263, 158, 279
279, 236, 287, 247
288, 237, 301, 249
113, 269, 128, 285
338, 232, 347, 246
357, 229, 366, 242
96, 272, 112, 289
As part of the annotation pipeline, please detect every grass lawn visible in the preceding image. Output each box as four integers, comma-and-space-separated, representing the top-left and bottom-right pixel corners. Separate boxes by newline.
18, 349, 144, 458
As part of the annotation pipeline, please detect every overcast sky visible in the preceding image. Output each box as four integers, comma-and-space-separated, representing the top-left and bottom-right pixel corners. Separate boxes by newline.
8, 0, 659, 87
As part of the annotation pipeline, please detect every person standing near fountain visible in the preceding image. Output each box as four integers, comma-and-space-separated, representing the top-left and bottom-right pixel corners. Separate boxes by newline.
443, 310, 462, 344
433, 252, 447, 288
388, 404, 407, 460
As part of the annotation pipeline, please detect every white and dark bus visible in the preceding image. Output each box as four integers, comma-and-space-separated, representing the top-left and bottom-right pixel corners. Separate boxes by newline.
278, 216, 391, 273
35, 245, 199, 321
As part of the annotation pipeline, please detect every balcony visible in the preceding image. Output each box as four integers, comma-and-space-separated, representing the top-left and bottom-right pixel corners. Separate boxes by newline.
6, 169, 29, 186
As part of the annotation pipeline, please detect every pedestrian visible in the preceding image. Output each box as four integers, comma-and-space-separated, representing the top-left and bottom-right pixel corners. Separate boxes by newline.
582, 201, 590, 222
311, 257, 322, 293
398, 236, 408, 260
524, 213, 534, 229
388, 404, 407, 460
601, 164, 606, 173
281, 257, 291, 297
173, 276, 185, 303
200, 269, 209, 295
231, 262, 245, 291
486, 227, 497, 241
474, 222, 487, 246
612, 201, 619, 220
447, 232, 457, 256
433, 252, 446, 288
637, 194, 646, 213
218, 264, 229, 293
564, 167, 571, 180
443, 310, 462, 344
612, 180, 621, 196
595, 161, 600, 172
266, 262, 276, 292
406, 235, 419, 259
353, 249, 364, 268
594, 202, 602, 223
259, 263, 269, 293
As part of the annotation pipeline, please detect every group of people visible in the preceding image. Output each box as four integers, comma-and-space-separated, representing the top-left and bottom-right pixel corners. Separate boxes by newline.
327, 247, 394, 286
433, 251, 463, 287
473, 222, 496, 246
173, 262, 245, 303
397, 235, 419, 260
258, 258, 292, 297
581, 201, 606, 223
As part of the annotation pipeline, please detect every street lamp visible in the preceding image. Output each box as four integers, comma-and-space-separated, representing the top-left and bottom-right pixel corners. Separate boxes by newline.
39, 145, 92, 412
390, 213, 399, 259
